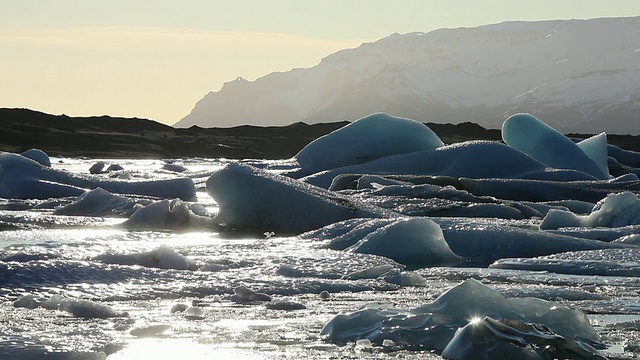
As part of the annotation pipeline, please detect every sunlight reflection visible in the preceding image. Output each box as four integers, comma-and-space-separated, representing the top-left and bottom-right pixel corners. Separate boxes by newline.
109, 339, 263, 360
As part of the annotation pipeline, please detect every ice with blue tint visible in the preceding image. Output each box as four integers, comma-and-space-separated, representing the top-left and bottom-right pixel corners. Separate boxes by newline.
303, 140, 597, 189
541, 191, 640, 230
4, 112, 640, 359
206, 162, 395, 233
20, 148, 51, 167
349, 218, 460, 267
502, 113, 609, 179
54, 187, 150, 217
307, 217, 626, 264
321, 279, 604, 358
0, 151, 197, 200
576, 132, 610, 178
293, 113, 444, 177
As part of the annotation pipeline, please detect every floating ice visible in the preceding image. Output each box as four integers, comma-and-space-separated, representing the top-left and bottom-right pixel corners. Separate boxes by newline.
0, 151, 197, 200
321, 279, 603, 357
441, 316, 606, 360
94, 244, 197, 270
54, 187, 149, 217
206, 162, 394, 233
89, 161, 105, 174
459, 175, 640, 203
490, 248, 640, 277
576, 132, 610, 178
14, 294, 121, 319
20, 149, 50, 167
349, 218, 460, 267
540, 192, 640, 230
302, 141, 595, 189
306, 217, 624, 264
122, 198, 212, 230
230, 285, 272, 304
293, 113, 443, 177
502, 113, 609, 179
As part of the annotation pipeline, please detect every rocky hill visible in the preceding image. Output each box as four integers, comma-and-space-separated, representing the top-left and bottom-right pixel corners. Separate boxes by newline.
176, 16, 640, 135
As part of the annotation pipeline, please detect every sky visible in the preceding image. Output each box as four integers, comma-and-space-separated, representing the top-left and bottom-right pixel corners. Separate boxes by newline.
2, 1, 640, 125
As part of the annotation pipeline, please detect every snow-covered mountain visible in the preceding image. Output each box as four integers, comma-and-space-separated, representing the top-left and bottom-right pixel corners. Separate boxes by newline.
175, 17, 640, 135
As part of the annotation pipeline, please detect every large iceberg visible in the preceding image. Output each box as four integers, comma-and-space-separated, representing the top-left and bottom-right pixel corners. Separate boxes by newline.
206, 162, 395, 233
502, 113, 609, 179
302, 141, 597, 189
293, 113, 443, 177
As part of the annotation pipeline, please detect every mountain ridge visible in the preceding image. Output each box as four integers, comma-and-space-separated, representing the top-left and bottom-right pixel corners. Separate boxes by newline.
176, 16, 640, 135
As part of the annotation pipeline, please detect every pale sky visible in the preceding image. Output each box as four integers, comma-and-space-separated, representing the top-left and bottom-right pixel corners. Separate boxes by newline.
2, 1, 640, 125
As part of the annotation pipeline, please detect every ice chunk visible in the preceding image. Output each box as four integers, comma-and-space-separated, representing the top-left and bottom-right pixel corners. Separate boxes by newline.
349, 218, 460, 267
54, 187, 149, 217
294, 113, 443, 176
442, 316, 605, 360
576, 132, 610, 178
20, 149, 51, 167
540, 191, 640, 229
230, 285, 272, 304
502, 113, 609, 179
89, 161, 105, 174
459, 175, 640, 203
0, 151, 196, 200
206, 162, 394, 233
122, 198, 211, 230
321, 279, 604, 357
14, 294, 120, 319
94, 244, 196, 270
436, 217, 626, 263
302, 141, 593, 189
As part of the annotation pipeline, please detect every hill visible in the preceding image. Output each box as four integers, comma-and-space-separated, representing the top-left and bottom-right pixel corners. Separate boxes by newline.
176, 16, 640, 135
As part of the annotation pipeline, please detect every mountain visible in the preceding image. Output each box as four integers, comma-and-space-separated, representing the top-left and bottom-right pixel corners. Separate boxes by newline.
175, 16, 640, 135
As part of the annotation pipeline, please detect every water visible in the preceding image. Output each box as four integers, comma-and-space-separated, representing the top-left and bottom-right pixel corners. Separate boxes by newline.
1, 157, 640, 359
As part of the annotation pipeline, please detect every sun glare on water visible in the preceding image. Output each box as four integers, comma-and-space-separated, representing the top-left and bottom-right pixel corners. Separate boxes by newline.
108, 338, 262, 360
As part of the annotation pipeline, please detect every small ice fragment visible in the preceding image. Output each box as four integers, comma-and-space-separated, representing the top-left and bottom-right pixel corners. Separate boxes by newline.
170, 303, 188, 313
319, 290, 331, 300
130, 324, 171, 338
265, 300, 307, 311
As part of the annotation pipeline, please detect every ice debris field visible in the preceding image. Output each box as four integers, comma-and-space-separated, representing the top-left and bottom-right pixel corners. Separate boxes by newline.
2, 113, 640, 359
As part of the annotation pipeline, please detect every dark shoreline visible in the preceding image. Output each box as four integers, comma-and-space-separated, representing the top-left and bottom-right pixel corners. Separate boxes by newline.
1, 108, 638, 159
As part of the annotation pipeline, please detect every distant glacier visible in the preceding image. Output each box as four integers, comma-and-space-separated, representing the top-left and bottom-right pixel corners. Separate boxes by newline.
175, 16, 640, 135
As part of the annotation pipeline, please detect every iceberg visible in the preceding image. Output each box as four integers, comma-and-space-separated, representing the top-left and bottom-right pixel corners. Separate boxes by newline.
302, 141, 594, 189
0, 151, 196, 200
20, 149, 51, 167
540, 191, 640, 230
293, 113, 443, 177
502, 113, 609, 179
54, 187, 149, 217
206, 162, 394, 233
349, 218, 460, 267
321, 279, 604, 357
305, 217, 624, 264
122, 199, 212, 230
